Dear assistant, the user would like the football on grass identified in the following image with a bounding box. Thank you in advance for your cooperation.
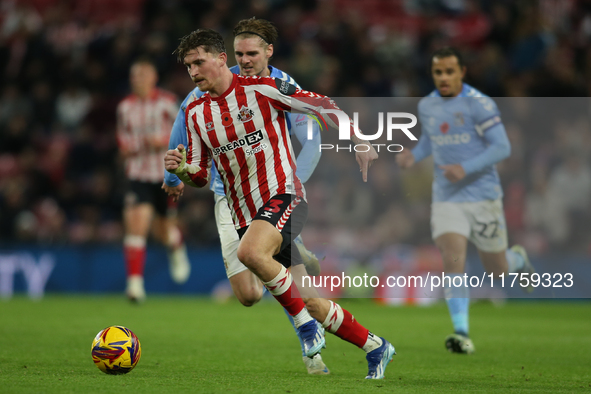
[91,325,141,374]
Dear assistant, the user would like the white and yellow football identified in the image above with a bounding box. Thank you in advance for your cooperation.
[91,325,141,374]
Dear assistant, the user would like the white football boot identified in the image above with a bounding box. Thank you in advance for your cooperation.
[168,245,191,284]
[303,353,330,375]
[126,275,146,303]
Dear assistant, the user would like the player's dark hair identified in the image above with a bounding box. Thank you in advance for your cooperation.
[233,17,278,46]
[174,29,226,62]
[431,47,465,68]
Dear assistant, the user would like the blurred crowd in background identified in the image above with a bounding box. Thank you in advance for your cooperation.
[1,0,591,257]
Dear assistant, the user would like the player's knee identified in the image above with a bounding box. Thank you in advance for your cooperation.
[235,286,263,307]
[441,252,466,271]
[236,243,262,269]
[236,244,251,267]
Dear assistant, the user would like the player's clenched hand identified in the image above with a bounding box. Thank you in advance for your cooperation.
[439,164,466,183]
[353,139,378,182]
[395,149,415,169]
[162,182,185,202]
[165,144,186,173]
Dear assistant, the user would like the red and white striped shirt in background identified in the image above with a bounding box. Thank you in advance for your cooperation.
[180,74,353,229]
[117,88,178,183]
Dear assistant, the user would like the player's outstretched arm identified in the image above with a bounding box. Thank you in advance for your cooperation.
[259,78,378,181]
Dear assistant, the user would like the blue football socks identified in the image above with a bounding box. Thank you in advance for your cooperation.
[444,273,470,336]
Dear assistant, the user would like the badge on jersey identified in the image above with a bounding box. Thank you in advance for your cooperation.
[237,105,255,123]
[275,79,297,95]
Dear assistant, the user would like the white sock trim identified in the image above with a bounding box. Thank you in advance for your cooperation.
[362,332,383,353]
[124,235,146,248]
[167,226,182,249]
[263,265,291,296]
[321,301,344,334]
[292,308,314,328]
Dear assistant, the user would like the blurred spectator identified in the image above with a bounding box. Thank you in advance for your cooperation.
[545,153,591,247]
[0,85,31,126]
[55,82,92,130]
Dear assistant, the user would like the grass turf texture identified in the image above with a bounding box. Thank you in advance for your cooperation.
[1,297,589,393]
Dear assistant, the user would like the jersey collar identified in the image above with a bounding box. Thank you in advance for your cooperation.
[210,73,238,102]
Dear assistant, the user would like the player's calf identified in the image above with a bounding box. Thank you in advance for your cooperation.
[302,297,330,319]
[229,270,264,307]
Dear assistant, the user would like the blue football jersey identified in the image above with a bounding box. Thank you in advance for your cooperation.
[414,83,507,202]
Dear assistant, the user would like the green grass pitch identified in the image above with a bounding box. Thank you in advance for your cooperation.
[1,296,590,393]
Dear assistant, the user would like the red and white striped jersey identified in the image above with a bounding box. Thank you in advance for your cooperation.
[117,88,178,183]
[182,74,351,229]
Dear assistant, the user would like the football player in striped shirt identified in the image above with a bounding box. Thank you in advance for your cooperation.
[396,47,535,354]
[116,58,191,303]
[164,18,327,375]
[164,28,395,379]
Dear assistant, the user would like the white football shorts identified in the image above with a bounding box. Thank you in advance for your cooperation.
[431,199,508,253]
[214,194,248,278]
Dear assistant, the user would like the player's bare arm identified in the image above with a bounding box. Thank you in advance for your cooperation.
[439,163,466,183]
